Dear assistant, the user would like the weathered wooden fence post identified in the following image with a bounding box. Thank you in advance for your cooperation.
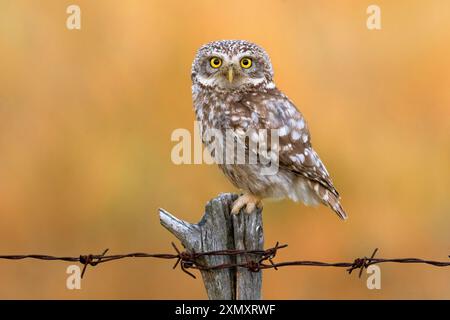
[159,193,264,300]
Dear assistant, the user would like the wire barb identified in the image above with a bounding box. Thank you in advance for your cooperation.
[347,248,379,278]
[79,249,109,278]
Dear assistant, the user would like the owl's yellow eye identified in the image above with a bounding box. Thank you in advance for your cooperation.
[210,57,222,68]
[240,57,252,69]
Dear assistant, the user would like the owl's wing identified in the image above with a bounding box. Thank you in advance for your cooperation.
[227,89,346,219]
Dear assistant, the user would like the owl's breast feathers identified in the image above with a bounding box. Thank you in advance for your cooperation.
[193,86,347,220]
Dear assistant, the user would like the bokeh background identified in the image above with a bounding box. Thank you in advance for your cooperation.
[0,0,449,299]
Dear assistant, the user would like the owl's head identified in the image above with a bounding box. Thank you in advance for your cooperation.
[191,40,274,91]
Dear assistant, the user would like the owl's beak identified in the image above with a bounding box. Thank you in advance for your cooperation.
[227,68,234,83]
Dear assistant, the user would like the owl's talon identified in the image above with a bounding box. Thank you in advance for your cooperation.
[245,202,256,214]
[231,194,262,215]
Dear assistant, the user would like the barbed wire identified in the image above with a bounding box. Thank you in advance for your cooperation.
[0,242,449,279]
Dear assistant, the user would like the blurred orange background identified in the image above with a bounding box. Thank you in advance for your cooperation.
[0,0,449,299]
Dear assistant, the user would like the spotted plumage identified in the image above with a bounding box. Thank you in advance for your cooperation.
[191,40,347,220]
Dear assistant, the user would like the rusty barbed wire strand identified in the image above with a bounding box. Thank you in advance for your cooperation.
[0,242,448,279]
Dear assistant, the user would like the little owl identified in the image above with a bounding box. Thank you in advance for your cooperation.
[191,40,347,220]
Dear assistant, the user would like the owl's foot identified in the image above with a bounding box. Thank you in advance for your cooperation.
[231,193,262,214]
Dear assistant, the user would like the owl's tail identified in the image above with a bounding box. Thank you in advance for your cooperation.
[324,192,348,220]
[296,179,348,220]
[309,181,348,220]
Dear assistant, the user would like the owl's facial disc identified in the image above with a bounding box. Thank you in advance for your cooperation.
[192,40,275,90]
[197,55,266,90]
